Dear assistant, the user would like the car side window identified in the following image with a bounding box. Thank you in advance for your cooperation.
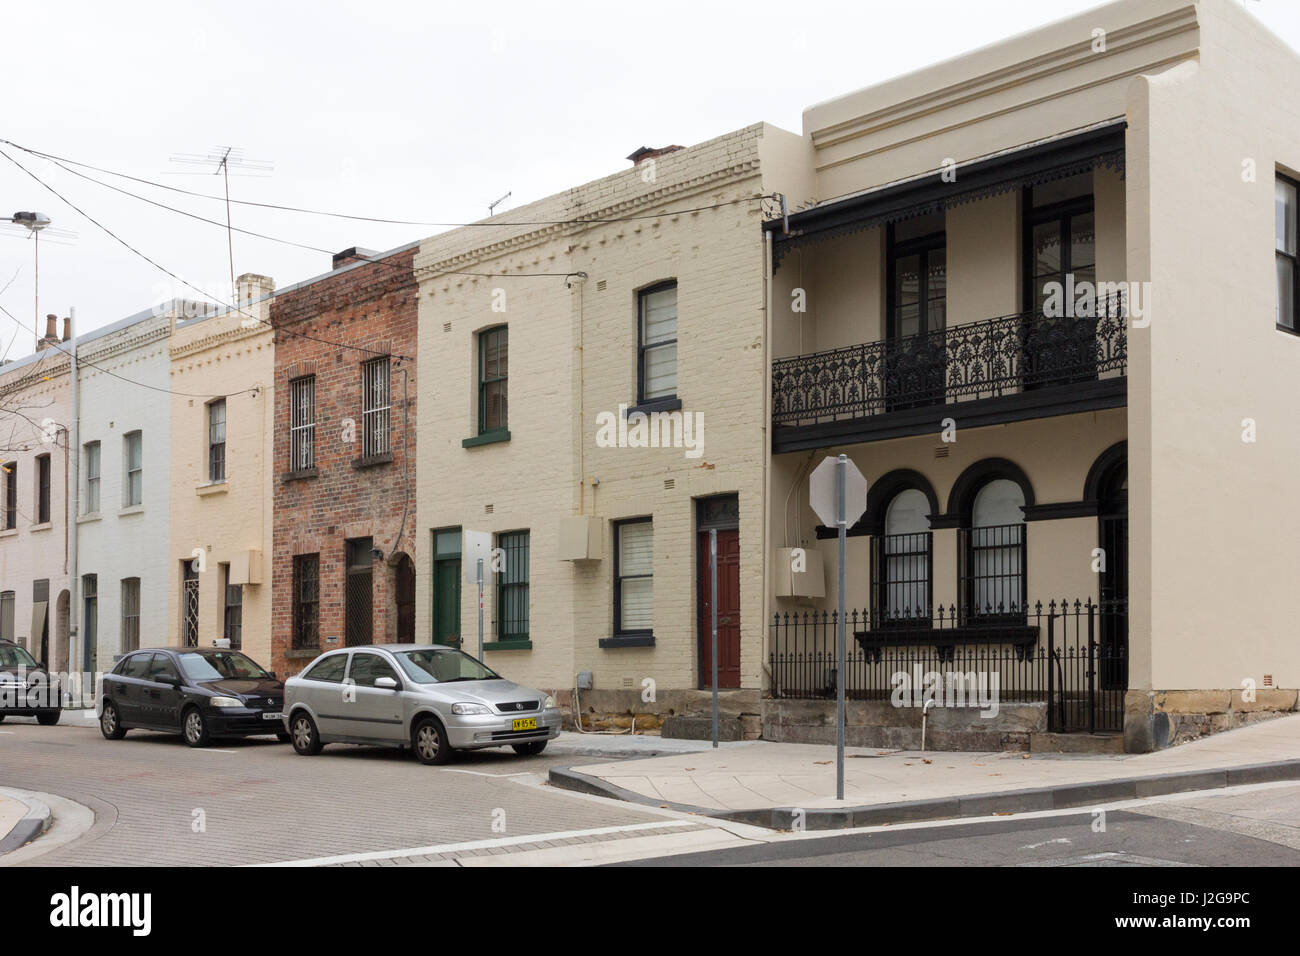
[123,653,151,679]
[303,654,347,683]
[146,653,173,682]
[348,653,399,688]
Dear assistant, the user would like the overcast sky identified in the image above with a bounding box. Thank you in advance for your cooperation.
[2,0,1297,358]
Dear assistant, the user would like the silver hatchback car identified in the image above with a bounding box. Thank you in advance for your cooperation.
[282,644,561,764]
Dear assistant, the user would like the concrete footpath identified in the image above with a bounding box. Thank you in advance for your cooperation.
[0,788,52,854]
[549,715,1300,830]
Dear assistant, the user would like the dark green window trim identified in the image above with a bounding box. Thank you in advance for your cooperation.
[496,530,529,643]
[483,640,532,651]
[462,428,511,448]
[478,325,508,435]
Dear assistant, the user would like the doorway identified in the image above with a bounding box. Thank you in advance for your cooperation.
[394,553,416,644]
[885,214,947,410]
[697,495,740,689]
[1097,458,1128,692]
[345,537,374,647]
[432,528,461,647]
[182,560,199,647]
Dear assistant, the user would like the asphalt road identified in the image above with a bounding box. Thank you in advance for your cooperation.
[0,714,676,866]
[615,783,1300,866]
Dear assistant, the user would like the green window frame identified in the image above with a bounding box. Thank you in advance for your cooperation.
[478,325,508,435]
[496,530,529,643]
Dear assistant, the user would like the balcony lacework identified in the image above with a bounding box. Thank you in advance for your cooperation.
[771,295,1127,426]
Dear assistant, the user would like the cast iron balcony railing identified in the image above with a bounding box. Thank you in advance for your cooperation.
[771,298,1127,427]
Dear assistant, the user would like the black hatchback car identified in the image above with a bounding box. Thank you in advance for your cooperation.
[0,639,61,725]
[99,647,287,747]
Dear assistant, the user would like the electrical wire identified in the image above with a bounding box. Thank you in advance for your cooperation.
[1,138,772,229]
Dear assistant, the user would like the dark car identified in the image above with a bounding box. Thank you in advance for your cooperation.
[0,639,61,725]
[99,647,287,747]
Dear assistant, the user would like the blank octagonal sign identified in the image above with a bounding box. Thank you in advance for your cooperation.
[809,456,868,529]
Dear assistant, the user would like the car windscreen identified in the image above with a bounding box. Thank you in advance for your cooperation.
[393,649,500,684]
[179,651,269,682]
[0,644,38,669]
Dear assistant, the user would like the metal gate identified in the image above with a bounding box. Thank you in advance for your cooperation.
[183,563,199,648]
[1046,599,1126,734]
[345,538,373,647]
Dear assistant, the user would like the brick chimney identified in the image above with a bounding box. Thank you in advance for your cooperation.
[626,145,684,166]
[236,273,275,308]
[332,247,379,270]
[61,316,71,342]
[36,314,58,351]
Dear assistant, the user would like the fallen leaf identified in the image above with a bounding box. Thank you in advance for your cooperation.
[1021,754,1031,760]
[814,760,832,765]
[993,811,1015,816]
[922,759,932,764]
[684,767,695,771]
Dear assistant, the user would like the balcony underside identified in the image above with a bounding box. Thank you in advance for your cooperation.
[772,376,1126,453]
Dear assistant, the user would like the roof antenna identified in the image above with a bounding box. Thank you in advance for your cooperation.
[488,191,512,218]
[168,146,274,306]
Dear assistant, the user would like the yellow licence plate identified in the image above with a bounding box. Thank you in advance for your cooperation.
[512,718,538,731]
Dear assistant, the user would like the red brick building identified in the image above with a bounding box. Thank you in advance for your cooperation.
[270,244,418,677]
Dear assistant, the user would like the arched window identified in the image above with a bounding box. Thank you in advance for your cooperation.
[879,489,931,621]
[964,478,1026,620]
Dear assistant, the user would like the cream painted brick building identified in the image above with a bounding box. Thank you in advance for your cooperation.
[414,125,811,727]
[168,276,276,666]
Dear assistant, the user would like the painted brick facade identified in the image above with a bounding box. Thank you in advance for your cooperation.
[269,247,418,678]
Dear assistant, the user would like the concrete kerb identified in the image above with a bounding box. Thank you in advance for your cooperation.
[548,758,1300,831]
[0,788,53,854]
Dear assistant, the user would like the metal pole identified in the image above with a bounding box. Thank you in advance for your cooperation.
[710,528,718,749]
[836,454,847,801]
[68,308,80,705]
[477,557,484,660]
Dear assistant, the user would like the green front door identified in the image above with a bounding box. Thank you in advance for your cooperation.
[433,559,461,647]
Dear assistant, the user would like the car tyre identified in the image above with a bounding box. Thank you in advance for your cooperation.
[36,709,61,726]
[511,740,547,756]
[290,711,323,755]
[275,731,292,743]
[100,700,127,740]
[0,714,6,723]
[182,706,211,748]
[411,716,454,765]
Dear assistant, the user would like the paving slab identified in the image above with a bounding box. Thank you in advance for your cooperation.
[550,714,1300,830]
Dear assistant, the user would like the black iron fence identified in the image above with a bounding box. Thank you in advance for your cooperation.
[771,299,1127,427]
[767,598,1127,734]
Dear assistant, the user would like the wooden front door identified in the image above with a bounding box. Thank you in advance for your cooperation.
[433,558,461,646]
[698,529,740,689]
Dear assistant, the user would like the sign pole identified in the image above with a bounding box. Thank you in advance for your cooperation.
[477,557,484,660]
[710,528,718,749]
[836,453,847,801]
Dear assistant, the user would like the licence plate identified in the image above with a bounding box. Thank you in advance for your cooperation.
[512,717,538,731]
[262,712,283,720]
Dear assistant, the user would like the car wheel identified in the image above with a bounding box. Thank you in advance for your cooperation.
[511,740,547,756]
[275,731,292,743]
[100,701,127,740]
[182,707,211,748]
[290,712,323,755]
[0,714,6,723]
[411,716,454,765]
[36,709,61,726]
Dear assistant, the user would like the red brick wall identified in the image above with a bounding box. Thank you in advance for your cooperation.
[270,247,418,677]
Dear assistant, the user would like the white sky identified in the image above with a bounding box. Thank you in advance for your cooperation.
[2,0,1297,358]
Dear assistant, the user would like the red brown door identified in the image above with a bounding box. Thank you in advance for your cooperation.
[698,529,740,689]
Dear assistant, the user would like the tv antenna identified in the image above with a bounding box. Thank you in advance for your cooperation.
[168,146,274,303]
[488,191,512,217]
[0,211,77,330]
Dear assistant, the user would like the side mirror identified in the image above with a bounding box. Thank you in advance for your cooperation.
[374,676,399,691]
[156,672,180,685]
[267,671,278,681]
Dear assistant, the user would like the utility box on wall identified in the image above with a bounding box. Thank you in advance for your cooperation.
[229,549,264,586]
[773,547,826,598]
[558,515,604,561]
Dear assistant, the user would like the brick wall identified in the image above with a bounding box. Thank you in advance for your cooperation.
[270,247,418,677]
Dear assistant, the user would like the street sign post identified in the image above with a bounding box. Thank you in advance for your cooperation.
[463,531,492,660]
[809,455,868,801]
